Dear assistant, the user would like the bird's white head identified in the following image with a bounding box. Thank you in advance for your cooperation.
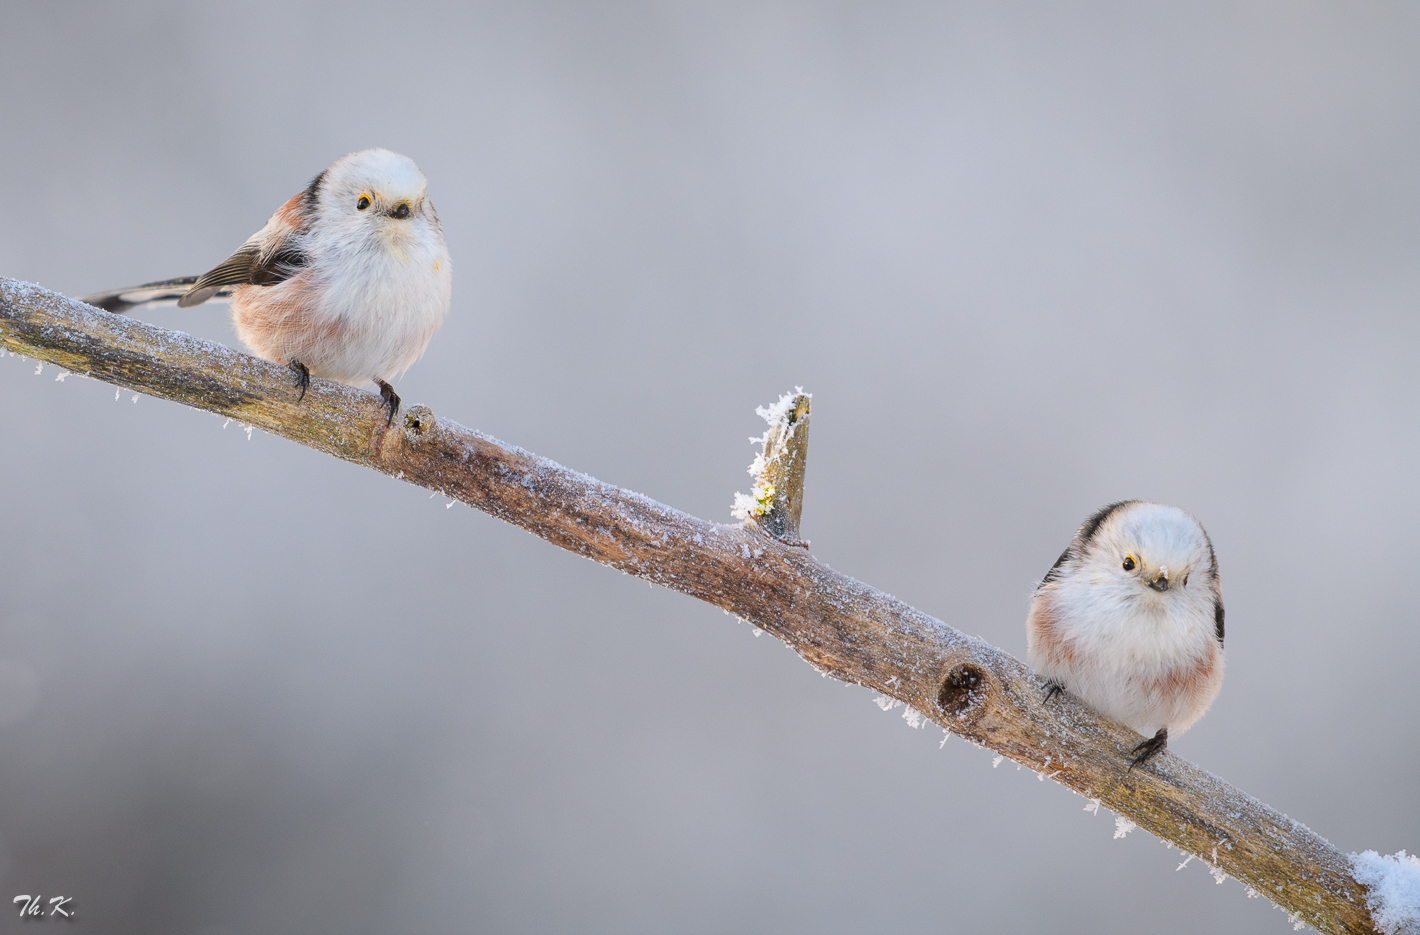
[1077,501,1216,598]
[308,148,441,250]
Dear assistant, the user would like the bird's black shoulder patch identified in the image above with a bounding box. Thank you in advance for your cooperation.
[1077,500,1135,549]
[1214,598,1225,647]
[1039,547,1072,588]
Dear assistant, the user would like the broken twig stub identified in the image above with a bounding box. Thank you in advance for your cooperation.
[731,389,811,544]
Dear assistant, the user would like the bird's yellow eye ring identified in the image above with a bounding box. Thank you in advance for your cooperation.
[1122,555,1137,571]
[357,194,371,211]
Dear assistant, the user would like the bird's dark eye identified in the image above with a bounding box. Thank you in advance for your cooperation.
[391,203,411,219]
[357,195,371,211]
[1122,555,1136,571]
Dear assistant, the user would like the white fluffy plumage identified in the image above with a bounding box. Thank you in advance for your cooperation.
[82,149,451,422]
[1027,501,1225,765]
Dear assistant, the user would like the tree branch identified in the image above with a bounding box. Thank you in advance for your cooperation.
[0,278,1387,934]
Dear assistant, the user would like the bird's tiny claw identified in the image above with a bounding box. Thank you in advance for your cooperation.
[1042,679,1066,704]
[375,379,401,427]
[1128,728,1169,771]
[289,359,311,402]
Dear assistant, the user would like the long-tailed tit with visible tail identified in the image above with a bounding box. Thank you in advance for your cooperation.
[1027,500,1225,767]
[83,148,451,424]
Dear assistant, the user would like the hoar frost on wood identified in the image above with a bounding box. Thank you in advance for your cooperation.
[0,277,1411,935]
[730,388,810,543]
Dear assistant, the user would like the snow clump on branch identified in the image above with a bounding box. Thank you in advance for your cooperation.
[1352,849,1420,935]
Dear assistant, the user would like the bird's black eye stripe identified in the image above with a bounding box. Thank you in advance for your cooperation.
[1077,500,1135,548]
[357,195,371,210]
[301,169,327,213]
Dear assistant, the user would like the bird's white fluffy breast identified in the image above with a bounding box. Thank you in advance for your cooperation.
[296,229,451,384]
[1030,582,1222,735]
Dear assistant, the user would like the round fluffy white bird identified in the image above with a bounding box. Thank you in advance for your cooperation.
[1027,500,1225,766]
[83,149,452,424]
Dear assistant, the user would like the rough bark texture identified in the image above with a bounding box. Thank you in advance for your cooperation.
[0,278,1380,934]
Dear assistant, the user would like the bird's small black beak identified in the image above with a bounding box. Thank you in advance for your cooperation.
[1150,574,1169,592]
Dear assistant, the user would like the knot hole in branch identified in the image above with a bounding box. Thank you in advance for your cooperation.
[938,663,988,718]
[403,405,435,439]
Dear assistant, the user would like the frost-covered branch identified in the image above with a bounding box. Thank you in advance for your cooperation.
[1,278,1412,935]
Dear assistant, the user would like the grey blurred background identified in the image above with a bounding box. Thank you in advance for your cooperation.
[2,2,1418,932]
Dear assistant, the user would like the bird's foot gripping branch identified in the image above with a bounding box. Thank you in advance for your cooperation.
[1,276,1413,935]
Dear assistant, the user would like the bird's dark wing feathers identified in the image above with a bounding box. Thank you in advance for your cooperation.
[174,244,262,307]
[83,236,311,314]
[249,243,310,286]
[176,238,309,308]
[1205,534,1224,646]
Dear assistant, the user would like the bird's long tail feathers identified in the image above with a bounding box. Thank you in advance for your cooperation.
[78,277,234,314]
